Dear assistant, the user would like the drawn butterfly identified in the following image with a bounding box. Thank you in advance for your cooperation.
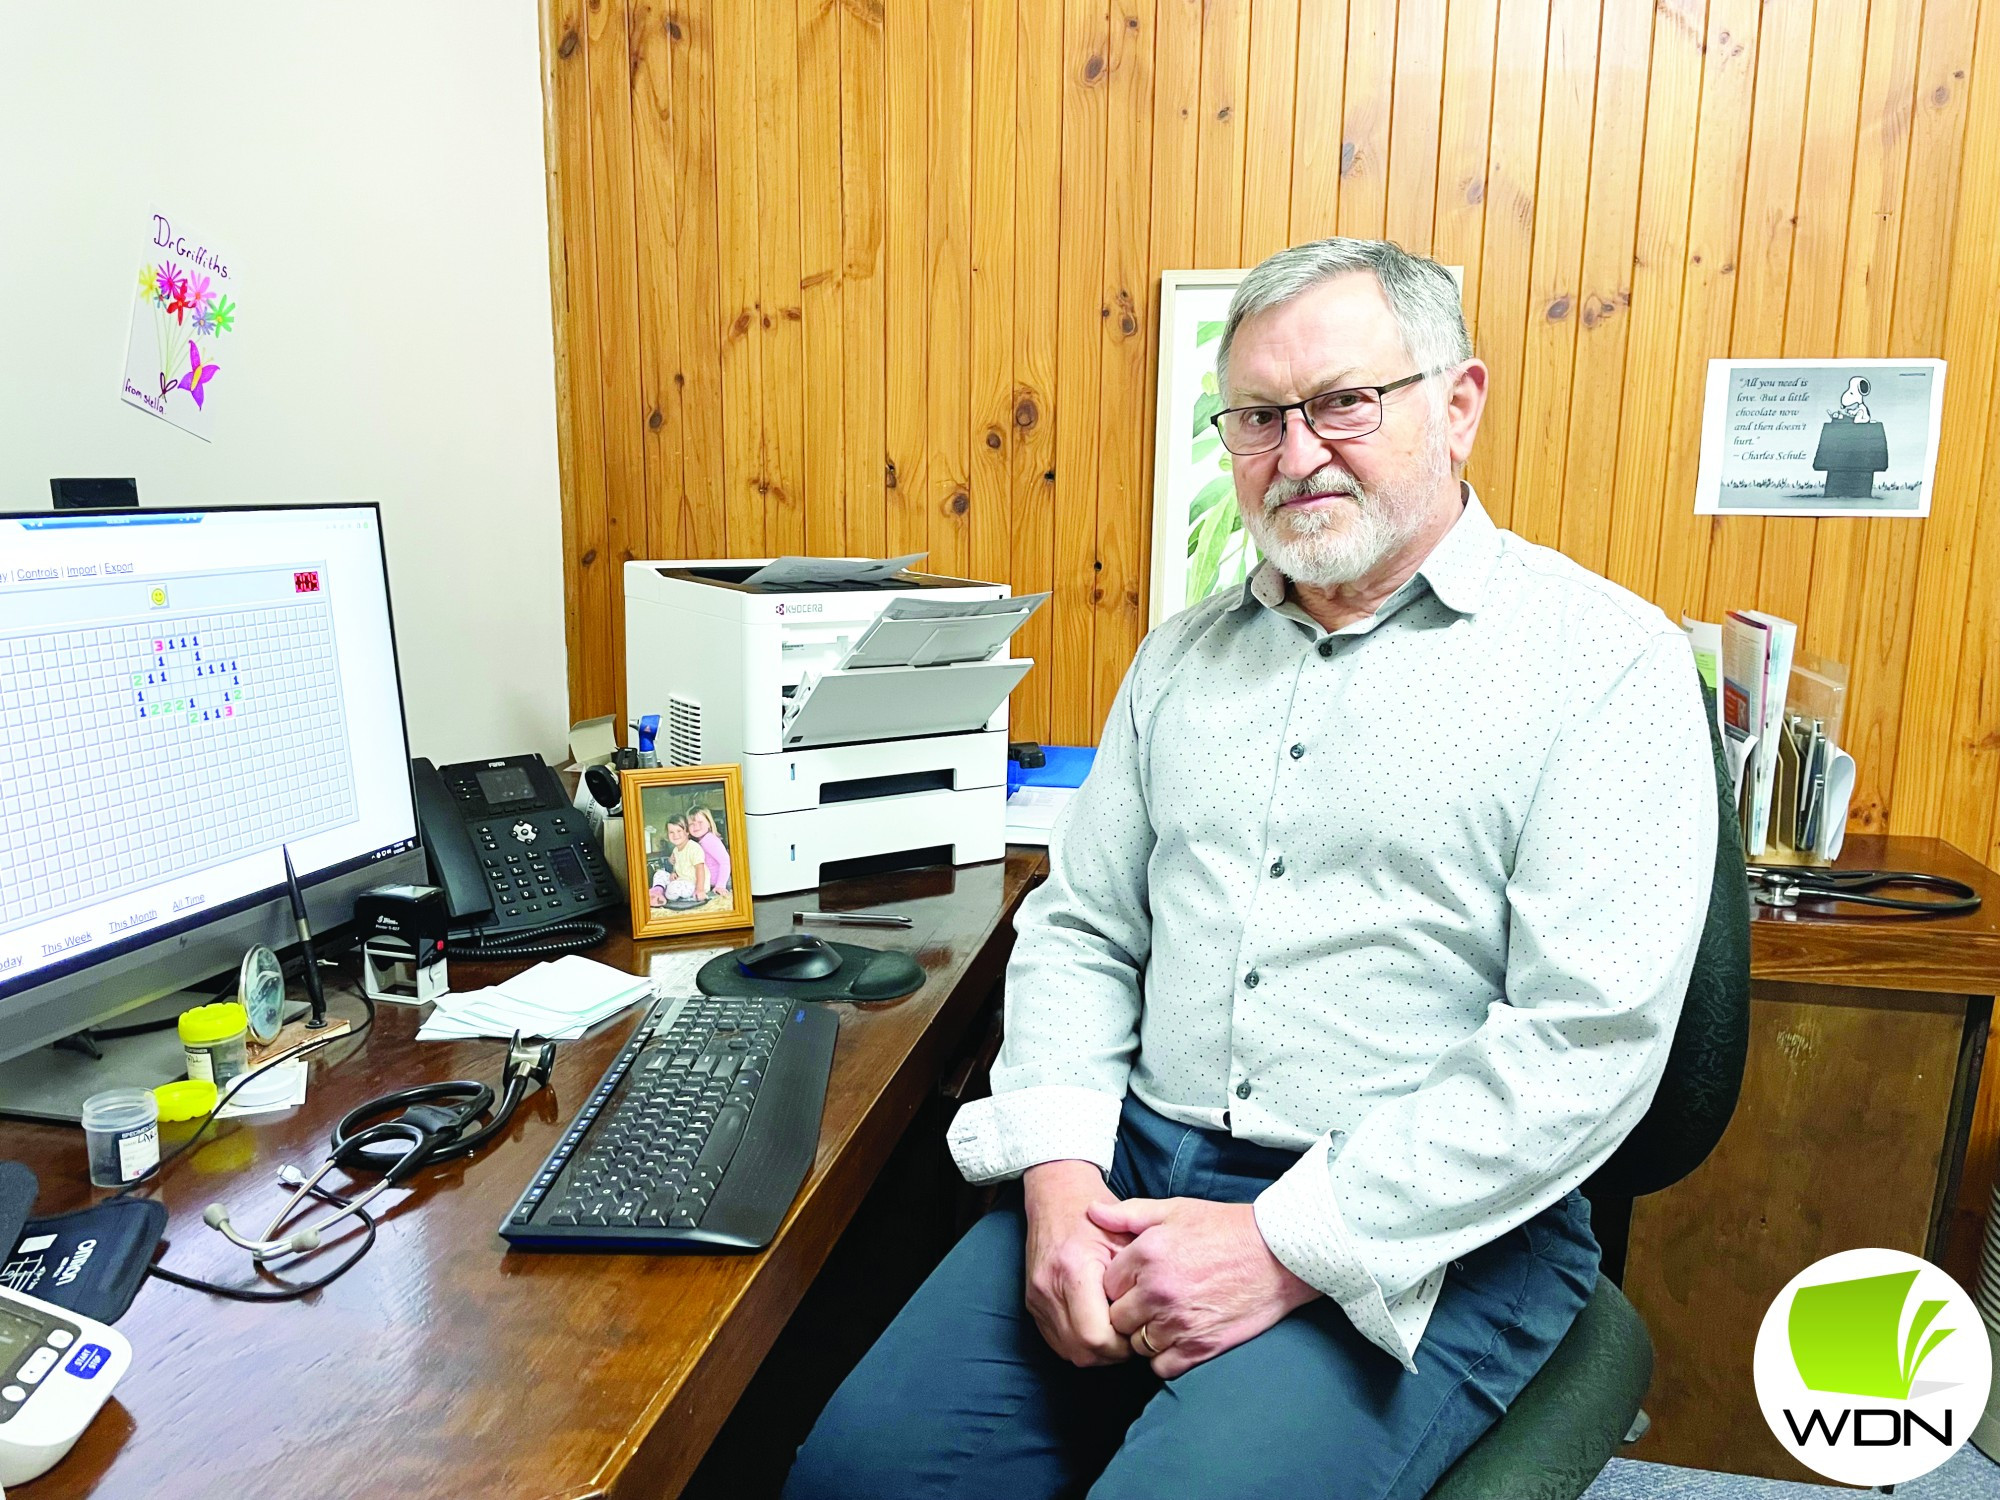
[177,341,220,409]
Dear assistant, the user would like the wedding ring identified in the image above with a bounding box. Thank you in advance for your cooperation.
[1134,1323,1162,1357]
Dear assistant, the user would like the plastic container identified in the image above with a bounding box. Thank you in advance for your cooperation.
[178,1001,250,1088]
[80,1088,160,1188]
[152,1078,219,1123]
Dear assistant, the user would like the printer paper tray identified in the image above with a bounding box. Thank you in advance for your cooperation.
[782,659,1031,750]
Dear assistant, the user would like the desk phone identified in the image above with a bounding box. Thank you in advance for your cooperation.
[0,1284,130,1487]
[412,755,622,945]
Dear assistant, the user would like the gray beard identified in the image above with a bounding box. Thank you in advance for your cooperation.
[1242,464,1439,589]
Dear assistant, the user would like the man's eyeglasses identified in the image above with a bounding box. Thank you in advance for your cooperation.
[1211,369,1446,455]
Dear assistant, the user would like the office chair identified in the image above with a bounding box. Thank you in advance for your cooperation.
[1428,702,1752,1500]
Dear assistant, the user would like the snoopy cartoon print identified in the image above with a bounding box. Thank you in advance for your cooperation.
[1831,376,1872,423]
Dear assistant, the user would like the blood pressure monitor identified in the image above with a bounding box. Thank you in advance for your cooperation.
[0,1283,130,1486]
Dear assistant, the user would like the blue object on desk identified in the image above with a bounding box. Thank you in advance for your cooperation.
[1007,745,1094,795]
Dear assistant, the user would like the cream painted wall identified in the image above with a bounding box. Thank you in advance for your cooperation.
[0,4,568,764]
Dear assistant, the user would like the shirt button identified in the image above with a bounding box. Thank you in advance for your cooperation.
[1317,639,1334,659]
[1236,1080,1252,1100]
[1243,970,1260,988]
[1289,743,1305,760]
[1269,857,1285,877]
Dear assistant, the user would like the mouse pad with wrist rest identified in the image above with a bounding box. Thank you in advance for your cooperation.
[695,940,924,1002]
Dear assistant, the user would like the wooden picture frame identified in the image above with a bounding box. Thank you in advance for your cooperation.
[621,764,755,939]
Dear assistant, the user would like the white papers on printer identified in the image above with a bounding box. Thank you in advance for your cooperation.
[744,553,928,588]
[840,591,1051,669]
[415,954,653,1041]
[779,590,1048,749]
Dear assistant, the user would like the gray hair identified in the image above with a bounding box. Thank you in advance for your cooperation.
[1214,238,1472,405]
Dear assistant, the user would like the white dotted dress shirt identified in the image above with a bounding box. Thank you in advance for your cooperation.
[948,488,1717,1370]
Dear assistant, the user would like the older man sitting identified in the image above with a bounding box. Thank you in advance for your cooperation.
[784,237,1715,1500]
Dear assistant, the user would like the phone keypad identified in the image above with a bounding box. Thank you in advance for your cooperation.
[476,812,616,925]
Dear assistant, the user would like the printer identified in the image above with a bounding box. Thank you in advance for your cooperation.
[624,558,1043,896]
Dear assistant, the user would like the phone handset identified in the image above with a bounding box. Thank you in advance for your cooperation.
[411,757,494,925]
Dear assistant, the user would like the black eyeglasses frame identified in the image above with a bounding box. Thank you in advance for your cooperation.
[1210,367,1448,455]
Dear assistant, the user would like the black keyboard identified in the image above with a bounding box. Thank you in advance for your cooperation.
[499,992,838,1251]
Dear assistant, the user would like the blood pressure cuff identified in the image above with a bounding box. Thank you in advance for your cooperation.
[2,1166,165,1325]
[0,1161,35,1258]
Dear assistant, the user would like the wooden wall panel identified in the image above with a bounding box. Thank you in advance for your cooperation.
[799,0,847,559]
[1552,0,1650,575]
[1287,0,1349,242]
[1093,0,1158,730]
[1050,0,1112,743]
[1009,0,1064,742]
[545,0,2000,857]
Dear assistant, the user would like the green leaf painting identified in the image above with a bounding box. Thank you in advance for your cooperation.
[1182,357,1252,607]
[1185,486,1244,601]
[1157,278,1257,622]
[1192,388,1224,439]
[1188,474,1234,522]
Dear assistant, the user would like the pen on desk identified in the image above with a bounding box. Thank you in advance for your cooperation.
[283,845,329,1029]
[792,910,915,929]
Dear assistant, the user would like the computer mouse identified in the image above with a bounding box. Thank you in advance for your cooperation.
[735,933,844,982]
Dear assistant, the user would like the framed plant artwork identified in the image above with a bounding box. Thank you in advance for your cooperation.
[621,764,755,939]
[1148,270,1256,628]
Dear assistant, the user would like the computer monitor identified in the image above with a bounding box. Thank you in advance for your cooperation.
[0,503,428,1119]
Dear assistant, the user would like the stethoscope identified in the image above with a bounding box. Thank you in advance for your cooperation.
[1747,866,1983,918]
[205,1034,555,1261]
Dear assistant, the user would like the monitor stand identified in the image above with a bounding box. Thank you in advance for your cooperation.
[0,993,310,1125]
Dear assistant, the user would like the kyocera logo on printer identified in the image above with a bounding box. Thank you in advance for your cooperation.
[773,602,822,615]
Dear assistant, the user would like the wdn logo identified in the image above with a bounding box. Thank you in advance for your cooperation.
[1754,1248,1991,1485]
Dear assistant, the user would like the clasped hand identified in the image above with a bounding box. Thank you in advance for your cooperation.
[1022,1161,1317,1379]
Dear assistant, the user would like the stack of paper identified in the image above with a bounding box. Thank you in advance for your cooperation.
[1004,744,1095,847]
[416,954,654,1042]
[1721,610,1797,856]
[1682,616,1723,731]
[1004,786,1074,846]
[744,553,927,588]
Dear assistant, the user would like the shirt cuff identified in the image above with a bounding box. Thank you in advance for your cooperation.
[947,1085,1125,1184]
[1253,1137,1435,1372]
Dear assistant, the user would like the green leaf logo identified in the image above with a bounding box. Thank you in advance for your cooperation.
[1787,1270,1953,1401]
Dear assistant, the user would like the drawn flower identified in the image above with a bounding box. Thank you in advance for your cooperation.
[184,272,213,315]
[193,306,217,336]
[156,261,186,305]
[177,341,219,408]
[208,295,235,335]
[138,265,158,300]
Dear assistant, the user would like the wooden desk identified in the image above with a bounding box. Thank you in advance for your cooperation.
[1,851,1045,1500]
[1624,835,1999,1483]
